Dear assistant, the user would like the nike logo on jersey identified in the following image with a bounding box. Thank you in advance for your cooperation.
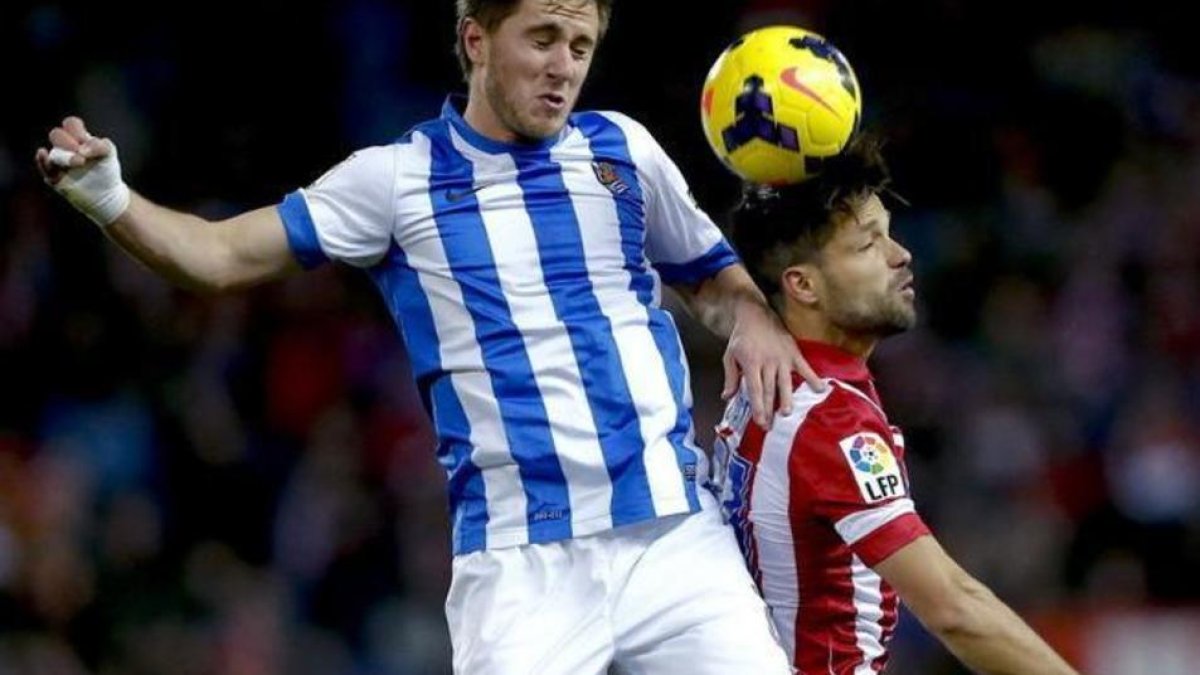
[445,183,488,202]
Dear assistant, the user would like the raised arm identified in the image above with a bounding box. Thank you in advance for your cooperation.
[876,536,1078,675]
[35,116,300,293]
[103,197,298,293]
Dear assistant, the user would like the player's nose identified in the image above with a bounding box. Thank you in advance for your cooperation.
[888,238,912,267]
[544,44,573,80]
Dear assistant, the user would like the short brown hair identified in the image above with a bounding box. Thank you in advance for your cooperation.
[454,0,614,80]
[730,135,895,303]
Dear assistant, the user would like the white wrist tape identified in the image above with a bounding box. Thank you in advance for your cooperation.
[48,143,131,227]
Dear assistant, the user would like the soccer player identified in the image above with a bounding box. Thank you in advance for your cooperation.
[716,136,1079,674]
[36,0,806,672]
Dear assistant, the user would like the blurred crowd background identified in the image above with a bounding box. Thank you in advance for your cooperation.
[3,0,1199,673]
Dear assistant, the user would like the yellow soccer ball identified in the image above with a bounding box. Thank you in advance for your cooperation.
[700,25,862,185]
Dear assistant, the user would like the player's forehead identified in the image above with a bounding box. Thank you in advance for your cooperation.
[831,192,889,235]
[506,0,599,37]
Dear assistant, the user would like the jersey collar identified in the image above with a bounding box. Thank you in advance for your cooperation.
[441,94,571,154]
[796,339,873,385]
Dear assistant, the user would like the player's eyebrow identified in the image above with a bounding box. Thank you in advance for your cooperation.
[855,206,891,233]
[525,21,596,48]
[526,22,561,37]
[855,216,882,232]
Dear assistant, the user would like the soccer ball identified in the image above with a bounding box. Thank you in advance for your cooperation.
[700,25,862,185]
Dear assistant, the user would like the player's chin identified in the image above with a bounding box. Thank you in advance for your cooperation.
[522,114,568,139]
[877,300,917,335]
[893,306,918,332]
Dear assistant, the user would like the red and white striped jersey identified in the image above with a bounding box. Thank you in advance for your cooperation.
[714,339,930,674]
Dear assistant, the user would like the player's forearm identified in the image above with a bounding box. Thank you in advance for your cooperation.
[683,264,772,338]
[105,192,252,293]
[42,119,301,294]
[930,578,1078,675]
[105,192,230,292]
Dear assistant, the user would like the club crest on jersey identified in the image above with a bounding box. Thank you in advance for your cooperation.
[839,432,906,503]
[592,161,630,195]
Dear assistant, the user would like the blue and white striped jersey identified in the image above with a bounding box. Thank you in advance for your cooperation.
[278,96,739,554]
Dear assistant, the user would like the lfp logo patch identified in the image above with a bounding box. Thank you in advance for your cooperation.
[839,432,906,504]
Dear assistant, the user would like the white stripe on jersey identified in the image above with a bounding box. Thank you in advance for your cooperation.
[832,379,888,419]
[602,113,665,308]
[602,112,725,271]
[834,498,917,546]
[749,383,836,662]
[448,127,613,535]
[668,313,705,462]
[552,133,690,514]
[849,555,886,673]
[405,131,529,547]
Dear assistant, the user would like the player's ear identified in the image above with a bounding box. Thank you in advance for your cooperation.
[781,264,820,307]
[462,18,488,69]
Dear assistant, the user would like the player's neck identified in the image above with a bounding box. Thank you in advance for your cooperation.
[463,82,519,144]
[783,307,877,359]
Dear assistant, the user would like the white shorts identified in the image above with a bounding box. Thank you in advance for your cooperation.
[445,491,792,674]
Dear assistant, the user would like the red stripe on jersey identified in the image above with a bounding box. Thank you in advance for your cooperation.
[791,511,868,672]
[737,418,767,464]
[853,514,930,567]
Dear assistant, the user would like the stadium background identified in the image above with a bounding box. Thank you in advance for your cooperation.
[2,0,1199,672]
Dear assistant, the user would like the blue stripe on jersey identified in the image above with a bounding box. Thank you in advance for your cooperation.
[278,190,330,270]
[575,112,700,512]
[655,240,741,286]
[424,122,574,544]
[368,241,489,554]
[512,151,655,528]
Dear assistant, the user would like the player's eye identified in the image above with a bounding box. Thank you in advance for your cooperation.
[858,231,882,252]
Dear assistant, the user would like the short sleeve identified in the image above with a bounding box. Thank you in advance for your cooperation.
[794,386,931,566]
[606,113,739,285]
[277,145,397,269]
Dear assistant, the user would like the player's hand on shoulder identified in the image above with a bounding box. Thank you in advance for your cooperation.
[724,301,821,427]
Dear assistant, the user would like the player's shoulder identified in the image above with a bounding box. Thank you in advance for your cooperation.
[336,139,411,169]
[789,379,890,451]
[574,110,662,151]
[788,381,906,500]
[574,108,642,128]
[306,136,431,200]
[821,379,886,417]
[305,142,388,191]
[389,117,458,156]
